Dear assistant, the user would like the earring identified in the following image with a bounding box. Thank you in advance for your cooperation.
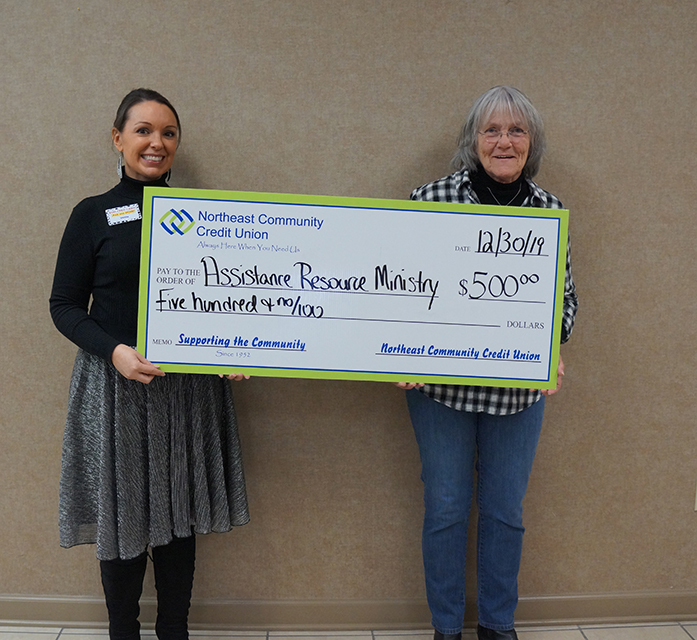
[164,169,171,182]
[117,154,123,178]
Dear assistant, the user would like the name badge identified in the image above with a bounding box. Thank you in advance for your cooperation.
[106,203,141,226]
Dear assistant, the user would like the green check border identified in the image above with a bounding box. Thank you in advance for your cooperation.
[138,187,568,388]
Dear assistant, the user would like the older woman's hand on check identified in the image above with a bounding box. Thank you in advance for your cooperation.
[539,354,564,396]
[394,382,425,390]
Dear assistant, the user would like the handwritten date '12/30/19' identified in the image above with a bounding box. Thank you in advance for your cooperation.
[458,272,540,300]
[477,228,544,257]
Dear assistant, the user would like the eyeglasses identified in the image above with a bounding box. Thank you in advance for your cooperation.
[478,127,529,142]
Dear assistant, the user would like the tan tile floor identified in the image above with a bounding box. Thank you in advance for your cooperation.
[1,624,697,640]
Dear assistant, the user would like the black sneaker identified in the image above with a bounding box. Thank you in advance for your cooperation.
[476,625,518,640]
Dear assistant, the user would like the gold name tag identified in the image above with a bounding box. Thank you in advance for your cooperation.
[105,203,141,226]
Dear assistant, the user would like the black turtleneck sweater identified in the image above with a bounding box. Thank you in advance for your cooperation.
[469,167,529,207]
[50,174,168,361]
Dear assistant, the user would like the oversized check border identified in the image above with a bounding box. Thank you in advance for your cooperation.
[138,187,568,388]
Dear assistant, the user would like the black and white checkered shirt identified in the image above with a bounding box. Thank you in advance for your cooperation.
[411,169,578,415]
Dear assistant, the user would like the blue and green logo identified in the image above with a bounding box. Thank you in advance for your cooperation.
[160,209,194,235]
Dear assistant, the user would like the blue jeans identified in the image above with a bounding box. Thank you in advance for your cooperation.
[406,389,544,633]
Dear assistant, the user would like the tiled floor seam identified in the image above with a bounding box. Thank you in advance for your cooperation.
[681,623,697,640]
[0,626,697,640]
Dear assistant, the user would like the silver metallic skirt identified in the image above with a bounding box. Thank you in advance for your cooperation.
[59,349,249,560]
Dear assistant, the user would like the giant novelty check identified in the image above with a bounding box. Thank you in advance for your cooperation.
[137,188,568,388]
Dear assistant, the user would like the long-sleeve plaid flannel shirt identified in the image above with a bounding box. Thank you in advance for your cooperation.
[410,169,578,415]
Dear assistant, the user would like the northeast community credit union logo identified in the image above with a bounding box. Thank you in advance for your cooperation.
[159,209,194,236]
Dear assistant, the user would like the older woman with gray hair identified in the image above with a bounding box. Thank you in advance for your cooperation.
[400,86,577,640]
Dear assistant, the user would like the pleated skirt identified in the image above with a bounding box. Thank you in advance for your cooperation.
[59,349,250,560]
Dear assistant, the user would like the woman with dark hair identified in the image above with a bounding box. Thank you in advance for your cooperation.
[400,86,577,640]
[50,88,249,640]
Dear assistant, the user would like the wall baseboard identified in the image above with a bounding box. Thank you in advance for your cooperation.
[1,591,696,630]
[514,591,697,626]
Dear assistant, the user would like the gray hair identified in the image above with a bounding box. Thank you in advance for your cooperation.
[452,86,546,178]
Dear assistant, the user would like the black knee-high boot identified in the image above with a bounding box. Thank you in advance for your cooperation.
[100,552,148,640]
[152,535,196,640]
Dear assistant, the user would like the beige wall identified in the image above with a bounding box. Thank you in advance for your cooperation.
[1,0,696,627]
